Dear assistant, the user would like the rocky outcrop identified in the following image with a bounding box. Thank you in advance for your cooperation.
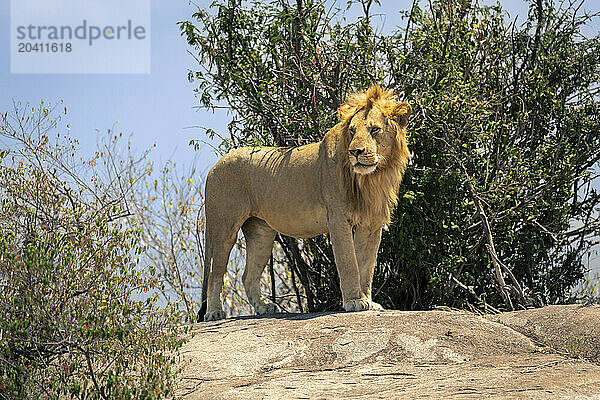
[177,305,600,399]
[492,305,600,363]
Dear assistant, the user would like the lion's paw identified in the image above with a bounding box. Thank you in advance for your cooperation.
[343,298,371,312]
[254,302,279,315]
[204,310,226,322]
[343,299,384,312]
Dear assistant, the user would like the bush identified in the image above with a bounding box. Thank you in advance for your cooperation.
[0,103,186,399]
[180,0,600,312]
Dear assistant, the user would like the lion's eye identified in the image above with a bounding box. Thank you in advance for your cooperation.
[349,127,356,136]
[370,127,381,137]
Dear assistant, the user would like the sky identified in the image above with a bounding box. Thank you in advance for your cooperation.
[1,0,221,174]
[1,0,599,278]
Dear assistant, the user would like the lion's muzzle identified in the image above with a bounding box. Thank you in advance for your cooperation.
[349,150,378,174]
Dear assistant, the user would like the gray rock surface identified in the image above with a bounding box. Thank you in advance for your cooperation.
[177,306,600,399]
[492,305,600,363]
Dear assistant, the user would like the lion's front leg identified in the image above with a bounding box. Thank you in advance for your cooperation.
[327,213,371,312]
[354,223,384,310]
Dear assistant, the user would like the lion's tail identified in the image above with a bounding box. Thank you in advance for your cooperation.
[198,219,212,322]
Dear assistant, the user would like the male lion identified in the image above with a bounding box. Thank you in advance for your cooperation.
[199,84,411,322]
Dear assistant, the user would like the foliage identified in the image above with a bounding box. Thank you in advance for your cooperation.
[130,160,205,321]
[180,0,600,311]
[378,0,600,309]
[0,103,186,399]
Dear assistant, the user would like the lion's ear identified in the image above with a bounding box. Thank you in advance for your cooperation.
[338,92,366,121]
[338,103,356,122]
[391,102,412,128]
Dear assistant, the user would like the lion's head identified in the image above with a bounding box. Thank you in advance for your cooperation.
[337,84,412,224]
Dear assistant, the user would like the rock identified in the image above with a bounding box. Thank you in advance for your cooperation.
[491,304,600,363]
[177,306,600,399]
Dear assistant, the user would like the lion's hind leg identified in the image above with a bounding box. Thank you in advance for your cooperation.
[204,215,246,322]
[241,217,278,316]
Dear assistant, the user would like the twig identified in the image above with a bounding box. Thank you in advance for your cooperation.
[277,235,311,312]
[449,273,501,314]
[458,161,524,310]
[84,347,108,400]
[520,360,560,374]
[269,253,276,305]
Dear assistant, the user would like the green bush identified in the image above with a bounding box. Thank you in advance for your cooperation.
[180,0,600,312]
[0,104,186,399]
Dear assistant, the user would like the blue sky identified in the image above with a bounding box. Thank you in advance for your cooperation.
[10,0,151,73]
[1,0,221,174]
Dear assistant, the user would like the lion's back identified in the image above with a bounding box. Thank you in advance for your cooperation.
[204,143,334,237]
[206,143,325,193]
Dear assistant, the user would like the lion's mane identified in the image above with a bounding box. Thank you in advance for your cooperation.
[336,85,411,225]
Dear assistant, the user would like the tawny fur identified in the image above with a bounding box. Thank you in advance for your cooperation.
[199,84,412,322]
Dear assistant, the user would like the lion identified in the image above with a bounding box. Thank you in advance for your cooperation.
[198,84,411,322]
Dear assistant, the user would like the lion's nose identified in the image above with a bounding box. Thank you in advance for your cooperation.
[349,148,365,158]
